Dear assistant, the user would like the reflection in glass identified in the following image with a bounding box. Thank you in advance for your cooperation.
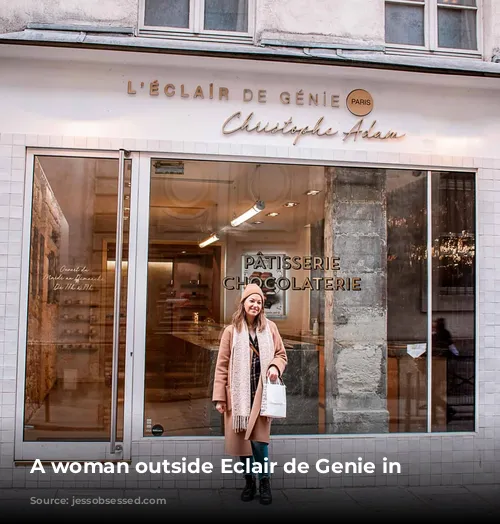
[204,0,248,32]
[143,162,326,436]
[144,0,190,28]
[385,3,425,46]
[431,172,475,432]
[438,0,476,7]
[24,156,130,441]
[387,171,428,432]
[438,7,477,49]
[142,163,476,437]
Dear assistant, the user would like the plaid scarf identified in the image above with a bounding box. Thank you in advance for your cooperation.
[250,334,260,405]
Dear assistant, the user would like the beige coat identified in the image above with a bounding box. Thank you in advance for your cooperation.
[212,320,287,456]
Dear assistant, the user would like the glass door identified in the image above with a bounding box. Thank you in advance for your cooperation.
[132,154,226,440]
[15,150,138,460]
[131,154,327,439]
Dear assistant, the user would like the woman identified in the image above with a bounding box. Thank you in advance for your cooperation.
[212,283,287,505]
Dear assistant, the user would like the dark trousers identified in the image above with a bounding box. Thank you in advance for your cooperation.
[240,441,269,480]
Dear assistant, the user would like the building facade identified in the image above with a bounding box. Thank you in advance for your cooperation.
[0,0,499,489]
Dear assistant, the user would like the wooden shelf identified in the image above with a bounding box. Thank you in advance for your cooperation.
[61,302,100,307]
[58,346,100,353]
[177,305,210,309]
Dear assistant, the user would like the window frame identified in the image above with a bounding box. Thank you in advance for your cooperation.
[385,0,483,58]
[139,0,255,43]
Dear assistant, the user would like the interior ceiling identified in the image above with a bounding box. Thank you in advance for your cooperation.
[148,161,328,234]
[38,156,422,238]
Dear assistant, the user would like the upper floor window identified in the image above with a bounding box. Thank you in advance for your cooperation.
[385,0,480,53]
[141,0,253,40]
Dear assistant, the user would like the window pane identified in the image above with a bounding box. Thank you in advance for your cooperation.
[204,0,248,32]
[438,0,476,6]
[438,7,477,49]
[143,161,326,436]
[24,157,131,442]
[144,0,190,28]
[387,170,428,433]
[431,173,475,432]
[385,4,425,46]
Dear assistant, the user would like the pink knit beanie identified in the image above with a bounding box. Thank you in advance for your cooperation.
[240,283,265,303]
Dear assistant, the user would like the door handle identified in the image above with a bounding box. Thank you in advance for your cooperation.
[109,149,128,456]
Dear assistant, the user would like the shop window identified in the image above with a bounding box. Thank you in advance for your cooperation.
[140,162,475,437]
[140,0,253,40]
[385,0,479,54]
[431,172,475,432]
[436,174,475,296]
[420,172,475,312]
[387,170,475,433]
[24,156,131,442]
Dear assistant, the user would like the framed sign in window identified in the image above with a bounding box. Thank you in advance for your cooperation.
[242,252,287,319]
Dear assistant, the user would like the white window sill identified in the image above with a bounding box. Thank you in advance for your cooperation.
[138,29,254,46]
[385,45,483,61]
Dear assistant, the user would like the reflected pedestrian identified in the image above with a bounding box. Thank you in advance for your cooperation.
[433,317,459,420]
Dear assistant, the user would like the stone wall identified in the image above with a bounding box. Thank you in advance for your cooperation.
[324,167,388,434]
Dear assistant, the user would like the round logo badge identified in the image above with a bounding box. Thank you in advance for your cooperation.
[346,89,374,117]
[151,424,164,436]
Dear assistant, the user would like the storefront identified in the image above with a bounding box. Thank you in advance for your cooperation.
[0,43,497,488]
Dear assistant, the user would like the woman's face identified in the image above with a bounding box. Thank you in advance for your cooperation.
[244,294,263,321]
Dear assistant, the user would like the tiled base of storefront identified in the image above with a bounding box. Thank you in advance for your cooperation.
[1,435,499,489]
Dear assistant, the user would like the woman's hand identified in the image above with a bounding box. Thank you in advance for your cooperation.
[267,365,279,382]
[215,402,226,414]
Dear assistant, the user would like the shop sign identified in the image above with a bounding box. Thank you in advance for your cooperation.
[346,89,374,117]
[223,254,362,292]
[126,81,405,145]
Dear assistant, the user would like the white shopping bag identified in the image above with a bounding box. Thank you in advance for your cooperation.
[261,377,287,419]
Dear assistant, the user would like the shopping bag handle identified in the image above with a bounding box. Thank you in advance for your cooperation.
[265,376,285,386]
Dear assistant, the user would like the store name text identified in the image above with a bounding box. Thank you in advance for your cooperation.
[223,255,362,291]
[223,112,404,145]
[127,80,406,145]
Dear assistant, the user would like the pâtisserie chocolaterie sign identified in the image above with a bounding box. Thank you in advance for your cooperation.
[126,80,405,145]
[223,254,362,292]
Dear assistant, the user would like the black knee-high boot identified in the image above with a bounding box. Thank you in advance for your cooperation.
[259,477,272,505]
[241,475,256,501]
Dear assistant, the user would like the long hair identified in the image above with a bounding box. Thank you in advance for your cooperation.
[231,297,267,332]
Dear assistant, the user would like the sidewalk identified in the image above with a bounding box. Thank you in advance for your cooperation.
[1,484,500,519]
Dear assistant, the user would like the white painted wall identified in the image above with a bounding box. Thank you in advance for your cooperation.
[1,1,498,61]
[257,0,384,45]
[1,1,499,62]
[0,48,499,160]
[485,0,500,57]
[0,0,138,33]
